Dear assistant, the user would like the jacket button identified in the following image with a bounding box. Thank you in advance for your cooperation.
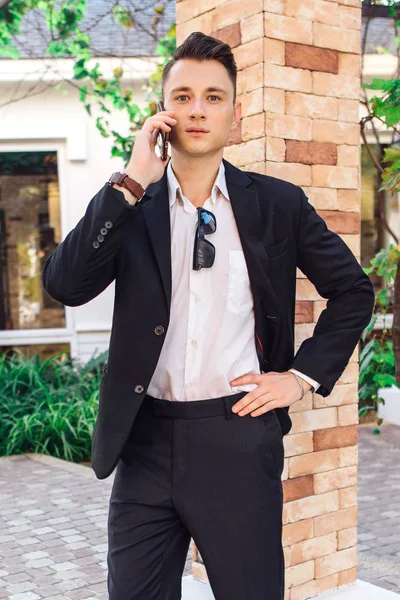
[134,384,144,394]
[97,234,104,242]
[92,240,100,249]
[105,221,113,229]
[154,325,165,335]
[100,227,108,235]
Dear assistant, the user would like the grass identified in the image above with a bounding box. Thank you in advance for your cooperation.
[0,349,107,463]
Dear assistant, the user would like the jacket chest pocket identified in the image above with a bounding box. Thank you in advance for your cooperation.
[227,250,253,319]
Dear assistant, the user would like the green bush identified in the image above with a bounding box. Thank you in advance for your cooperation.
[0,349,107,462]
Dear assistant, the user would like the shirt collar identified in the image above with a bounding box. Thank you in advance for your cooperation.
[167,159,229,207]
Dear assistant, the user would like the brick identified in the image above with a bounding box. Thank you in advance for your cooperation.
[314,425,358,451]
[176,0,220,22]
[263,0,285,14]
[338,98,359,122]
[338,403,359,426]
[296,278,323,301]
[337,189,359,211]
[315,546,357,578]
[290,574,340,600]
[264,37,285,65]
[266,162,311,186]
[266,113,312,140]
[284,490,339,523]
[289,408,338,434]
[242,112,264,141]
[227,101,242,146]
[286,560,315,588]
[285,43,339,73]
[339,445,358,468]
[290,391,313,413]
[289,449,340,478]
[314,465,358,494]
[286,141,337,165]
[240,13,263,43]
[233,38,263,70]
[338,526,357,550]
[313,23,361,54]
[223,137,264,166]
[244,161,265,174]
[241,62,263,92]
[285,0,314,19]
[237,88,263,117]
[338,362,359,384]
[312,165,358,189]
[264,87,286,113]
[177,13,213,44]
[283,475,314,503]
[212,0,263,30]
[339,486,357,508]
[313,300,328,321]
[302,187,337,209]
[337,145,360,167]
[295,300,314,323]
[291,532,337,565]
[211,22,241,48]
[338,52,361,76]
[266,137,286,162]
[339,5,361,30]
[320,209,360,233]
[313,120,360,144]
[314,383,358,408]
[338,566,357,587]
[264,13,313,44]
[265,64,312,93]
[313,72,360,100]
[314,506,357,536]
[286,92,338,120]
[284,432,314,457]
[283,518,314,547]
[314,0,340,26]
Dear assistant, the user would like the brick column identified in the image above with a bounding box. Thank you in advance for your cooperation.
[176,1,362,597]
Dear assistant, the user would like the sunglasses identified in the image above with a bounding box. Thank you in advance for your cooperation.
[193,207,217,270]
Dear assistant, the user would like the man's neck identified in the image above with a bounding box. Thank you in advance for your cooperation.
[170,151,223,208]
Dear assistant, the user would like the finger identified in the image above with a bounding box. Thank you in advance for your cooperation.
[237,395,269,416]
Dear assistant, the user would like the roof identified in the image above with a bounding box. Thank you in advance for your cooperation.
[2,0,176,59]
[362,16,398,55]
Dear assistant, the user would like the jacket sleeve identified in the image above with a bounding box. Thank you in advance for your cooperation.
[289,186,375,397]
[42,183,141,307]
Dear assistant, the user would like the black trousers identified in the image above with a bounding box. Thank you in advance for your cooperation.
[107,391,285,600]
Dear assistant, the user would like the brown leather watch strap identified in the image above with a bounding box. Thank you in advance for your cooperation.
[108,172,146,201]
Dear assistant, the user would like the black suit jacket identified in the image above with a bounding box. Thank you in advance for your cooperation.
[42,158,375,480]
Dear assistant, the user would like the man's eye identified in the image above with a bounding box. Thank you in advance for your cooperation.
[209,96,221,101]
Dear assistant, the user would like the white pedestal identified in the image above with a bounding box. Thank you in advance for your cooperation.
[377,385,400,426]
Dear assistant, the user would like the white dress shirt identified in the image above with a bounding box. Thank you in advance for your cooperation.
[147,159,320,402]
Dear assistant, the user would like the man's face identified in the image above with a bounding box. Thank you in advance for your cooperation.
[163,58,238,157]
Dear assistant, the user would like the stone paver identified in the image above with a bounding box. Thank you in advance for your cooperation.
[0,421,398,598]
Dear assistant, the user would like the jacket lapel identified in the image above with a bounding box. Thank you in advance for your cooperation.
[141,157,280,320]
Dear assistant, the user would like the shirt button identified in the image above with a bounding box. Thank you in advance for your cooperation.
[92,240,100,249]
[191,339,197,347]
[194,296,200,303]
[134,384,144,394]
[154,325,165,335]
[105,221,113,229]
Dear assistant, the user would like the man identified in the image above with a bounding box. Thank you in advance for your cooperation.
[43,31,375,600]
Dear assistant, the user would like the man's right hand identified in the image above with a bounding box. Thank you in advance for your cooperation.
[119,109,177,200]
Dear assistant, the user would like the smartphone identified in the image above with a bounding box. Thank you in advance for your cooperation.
[157,100,170,161]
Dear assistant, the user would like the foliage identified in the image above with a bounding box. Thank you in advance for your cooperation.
[0,349,108,462]
[0,0,176,164]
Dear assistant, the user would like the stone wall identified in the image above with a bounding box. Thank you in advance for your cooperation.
[176,1,362,598]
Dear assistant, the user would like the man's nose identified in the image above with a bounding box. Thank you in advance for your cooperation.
[189,100,206,118]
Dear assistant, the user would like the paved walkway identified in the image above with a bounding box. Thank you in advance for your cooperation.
[0,420,398,599]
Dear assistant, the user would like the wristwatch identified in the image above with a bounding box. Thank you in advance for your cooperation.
[108,172,146,202]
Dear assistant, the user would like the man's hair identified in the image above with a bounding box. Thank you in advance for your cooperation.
[162,31,237,104]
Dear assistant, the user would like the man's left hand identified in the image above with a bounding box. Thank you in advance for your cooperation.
[230,371,312,417]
